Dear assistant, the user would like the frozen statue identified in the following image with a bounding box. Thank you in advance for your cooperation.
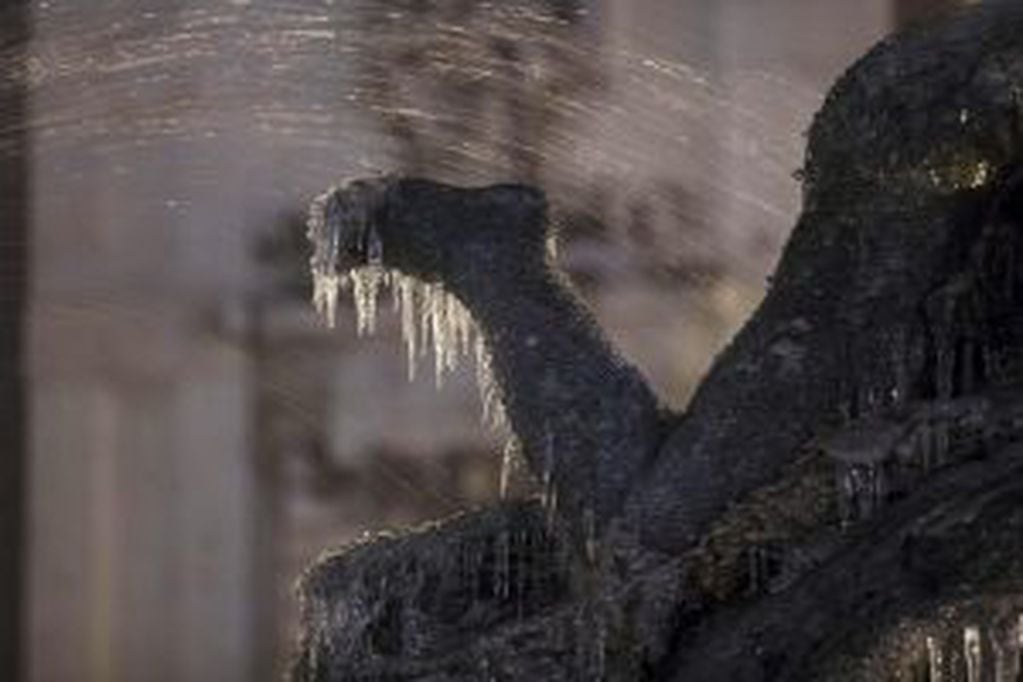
[293,3,1023,680]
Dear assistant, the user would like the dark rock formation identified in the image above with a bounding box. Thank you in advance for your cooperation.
[293,2,1023,679]
[310,178,667,537]
[629,0,1023,554]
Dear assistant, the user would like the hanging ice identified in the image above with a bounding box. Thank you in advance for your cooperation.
[350,267,386,336]
[499,439,517,499]
[305,187,509,438]
[475,335,508,433]
[395,273,418,381]
[539,427,559,528]
[306,188,343,328]
[964,625,982,682]
[926,636,943,682]
[312,273,341,329]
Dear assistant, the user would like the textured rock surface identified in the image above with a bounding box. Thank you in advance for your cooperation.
[293,3,1023,679]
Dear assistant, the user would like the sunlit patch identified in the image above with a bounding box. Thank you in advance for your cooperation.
[922,156,994,192]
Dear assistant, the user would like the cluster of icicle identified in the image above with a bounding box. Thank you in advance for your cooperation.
[306,186,511,466]
[916,615,1023,682]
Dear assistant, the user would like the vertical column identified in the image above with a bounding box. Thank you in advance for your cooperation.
[24,1,259,679]
[26,384,119,681]
[174,374,254,682]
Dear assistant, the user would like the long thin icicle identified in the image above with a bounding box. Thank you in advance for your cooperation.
[306,189,342,328]
[306,190,511,466]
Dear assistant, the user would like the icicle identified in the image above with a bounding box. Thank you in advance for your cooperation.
[546,486,559,530]
[540,429,555,509]
[307,189,343,328]
[396,274,417,381]
[307,183,505,429]
[428,283,447,387]
[350,266,386,336]
[540,429,559,529]
[475,335,507,432]
[499,439,516,499]
[992,619,1012,682]
[927,636,944,682]
[546,233,559,262]
[964,626,982,682]
[449,292,474,362]
[440,291,468,375]
[312,273,341,328]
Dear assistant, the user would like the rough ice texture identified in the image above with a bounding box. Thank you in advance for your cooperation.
[294,3,1023,680]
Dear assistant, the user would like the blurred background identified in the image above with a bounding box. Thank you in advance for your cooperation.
[0,0,970,679]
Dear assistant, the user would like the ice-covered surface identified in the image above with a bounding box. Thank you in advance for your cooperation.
[307,180,511,439]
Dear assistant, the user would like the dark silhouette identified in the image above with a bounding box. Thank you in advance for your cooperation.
[293,3,1023,679]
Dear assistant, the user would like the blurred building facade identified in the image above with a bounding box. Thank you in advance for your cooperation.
[16,0,962,680]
